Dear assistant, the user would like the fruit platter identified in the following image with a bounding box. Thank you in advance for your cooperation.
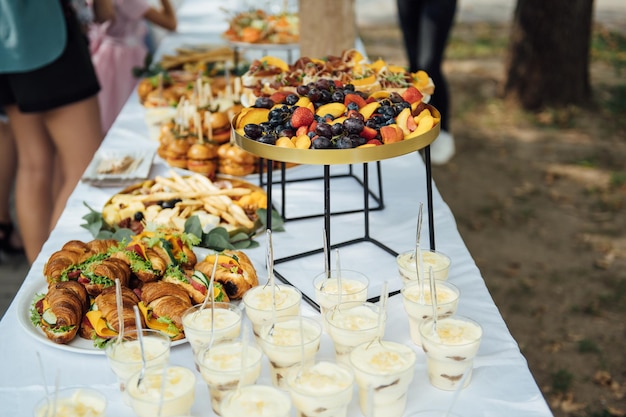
[222,8,299,45]
[232,52,441,165]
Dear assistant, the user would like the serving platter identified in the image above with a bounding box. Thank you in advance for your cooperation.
[81,149,156,187]
[17,281,187,355]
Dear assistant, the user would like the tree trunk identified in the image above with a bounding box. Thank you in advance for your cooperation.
[299,0,357,58]
[503,0,594,110]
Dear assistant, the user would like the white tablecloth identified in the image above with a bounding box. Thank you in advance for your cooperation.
[0,1,553,416]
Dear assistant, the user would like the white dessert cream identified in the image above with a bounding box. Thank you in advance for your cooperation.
[35,389,106,417]
[325,303,384,365]
[396,250,451,283]
[220,385,291,417]
[127,366,196,417]
[258,317,322,389]
[288,361,354,417]
[313,271,369,314]
[401,281,460,346]
[242,284,301,333]
[350,341,417,417]
[197,341,263,415]
[419,316,483,391]
[106,335,171,385]
[182,304,242,356]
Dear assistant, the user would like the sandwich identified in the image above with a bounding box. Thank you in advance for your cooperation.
[136,281,193,340]
[217,142,258,177]
[186,142,218,177]
[31,281,89,344]
[194,250,258,300]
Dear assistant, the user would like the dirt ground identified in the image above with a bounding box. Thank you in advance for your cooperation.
[359,22,626,417]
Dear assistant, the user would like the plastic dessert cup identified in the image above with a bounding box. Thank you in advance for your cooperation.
[396,249,451,283]
[242,283,302,337]
[287,360,354,417]
[197,340,263,416]
[220,384,291,417]
[105,329,171,393]
[419,315,483,391]
[34,387,107,417]
[350,340,417,417]
[325,301,385,365]
[313,269,369,316]
[126,365,196,417]
[258,315,322,389]
[405,411,463,417]
[182,302,242,360]
[401,280,460,346]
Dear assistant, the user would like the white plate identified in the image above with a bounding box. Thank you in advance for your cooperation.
[17,281,187,355]
[81,149,155,187]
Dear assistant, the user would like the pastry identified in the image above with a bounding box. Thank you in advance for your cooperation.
[32,281,89,344]
[137,281,193,340]
[80,286,143,341]
[195,250,258,300]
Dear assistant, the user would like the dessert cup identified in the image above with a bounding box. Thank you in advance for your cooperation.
[242,283,302,337]
[419,315,483,391]
[401,280,460,346]
[33,387,106,417]
[220,384,291,417]
[197,340,263,416]
[257,315,322,389]
[325,301,385,365]
[182,302,242,360]
[350,340,417,417]
[126,365,196,417]
[396,249,451,284]
[287,360,354,417]
[313,269,369,316]
[105,329,171,395]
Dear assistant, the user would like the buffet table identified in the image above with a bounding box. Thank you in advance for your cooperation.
[0,1,554,416]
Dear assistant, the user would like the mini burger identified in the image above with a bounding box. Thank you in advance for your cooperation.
[204,111,231,144]
[186,142,218,177]
[163,138,191,169]
[217,142,258,177]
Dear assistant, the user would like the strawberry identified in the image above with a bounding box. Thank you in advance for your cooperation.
[291,107,315,129]
[344,93,367,109]
[366,139,383,146]
[401,86,423,104]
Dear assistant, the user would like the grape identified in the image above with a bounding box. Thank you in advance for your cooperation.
[343,117,365,134]
[296,85,309,96]
[307,87,321,102]
[311,136,332,149]
[316,78,332,91]
[389,92,404,103]
[243,123,263,139]
[258,134,277,145]
[320,89,332,103]
[335,136,354,149]
[254,97,274,109]
[349,134,367,147]
[315,122,333,138]
[331,90,345,103]
[344,84,356,92]
[331,123,344,136]
[285,94,299,105]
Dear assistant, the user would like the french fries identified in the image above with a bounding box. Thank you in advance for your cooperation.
[102,171,265,232]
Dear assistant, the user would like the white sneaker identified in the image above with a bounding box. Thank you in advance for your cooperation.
[430,130,455,165]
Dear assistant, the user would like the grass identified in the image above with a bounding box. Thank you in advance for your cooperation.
[551,369,575,394]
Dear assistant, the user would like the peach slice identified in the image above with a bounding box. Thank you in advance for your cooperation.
[316,102,346,118]
[236,108,270,130]
[380,124,404,144]
[258,56,289,72]
[359,101,381,120]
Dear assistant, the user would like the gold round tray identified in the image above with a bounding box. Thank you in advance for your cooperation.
[232,105,441,165]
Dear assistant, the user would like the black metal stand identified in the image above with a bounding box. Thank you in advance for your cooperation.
[256,159,384,222]
[262,148,436,311]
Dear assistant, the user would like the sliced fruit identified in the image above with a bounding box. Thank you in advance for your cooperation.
[316,102,346,118]
[258,55,289,72]
[359,101,381,120]
[236,108,270,130]
[276,136,296,148]
[291,107,315,128]
[380,124,404,144]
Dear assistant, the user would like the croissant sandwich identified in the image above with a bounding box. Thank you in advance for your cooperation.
[78,256,131,296]
[31,281,89,344]
[80,286,143,343]
[136,281,193,340]
[162,265,229,304]
[195,250,258,300]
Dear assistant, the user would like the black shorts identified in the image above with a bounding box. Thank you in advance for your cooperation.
[0,3,100,113]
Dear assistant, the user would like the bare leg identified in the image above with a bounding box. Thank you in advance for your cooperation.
[44,95,103,230]
[0,119,16,223]
[5,105,56,262]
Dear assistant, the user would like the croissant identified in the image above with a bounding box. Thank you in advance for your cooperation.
[79,239,120,264]
[162,266,230,304]
[36,281,89,344]
[61,240,91,256]
[80,257,131,296]
[43,250,82,284]
[80,286,143,340]
[195,250,258,300]
[139,281,192,340]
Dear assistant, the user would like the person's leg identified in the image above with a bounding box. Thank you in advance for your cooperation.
[44,95,103,230]
[419,0,457,131]
[396,0,424,72]
[0,118,23,253]
[5,105,56,262]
